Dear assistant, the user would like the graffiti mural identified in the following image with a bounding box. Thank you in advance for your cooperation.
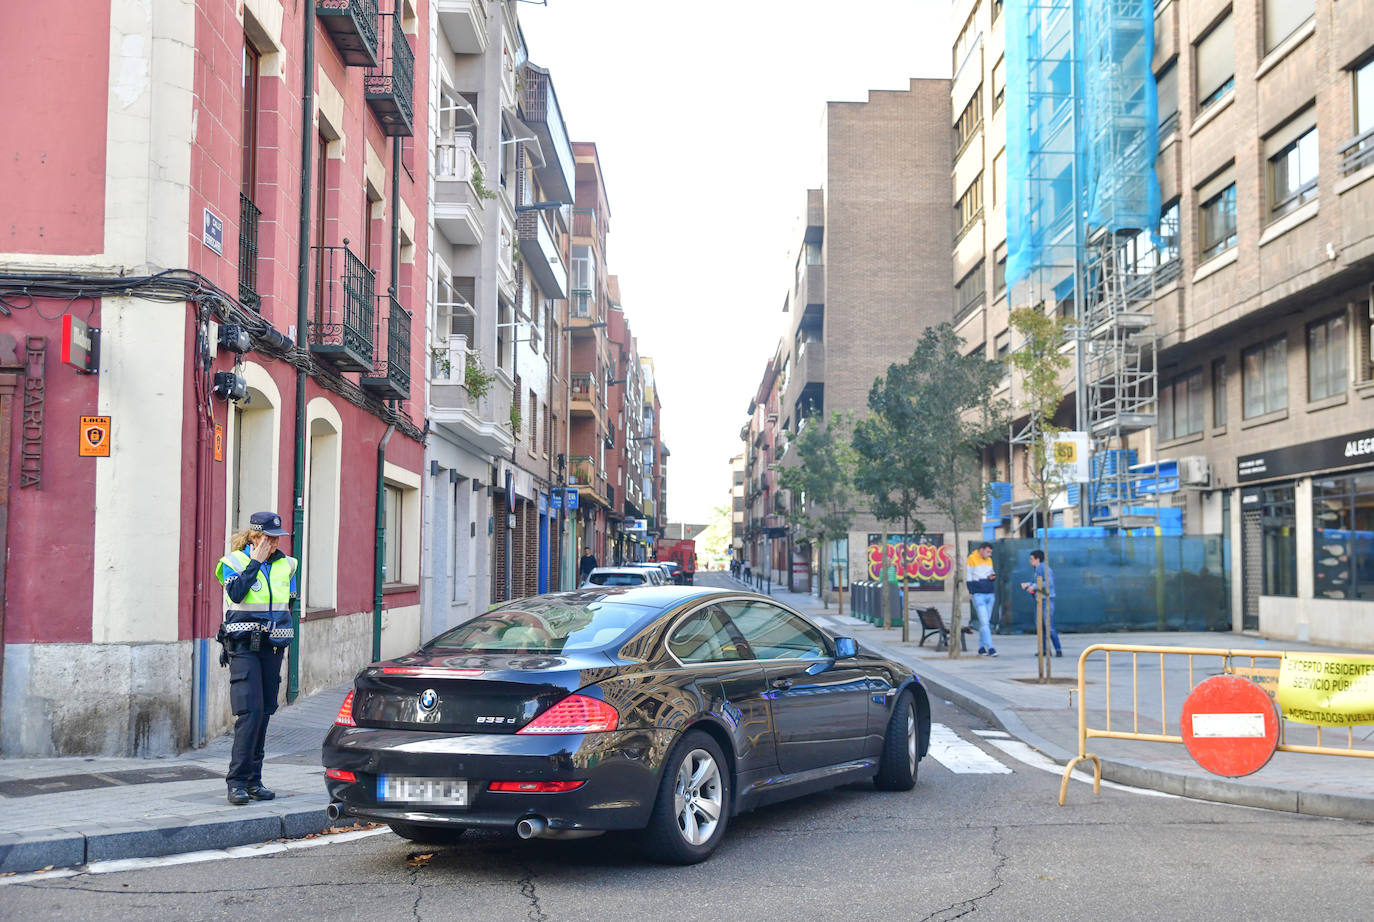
[865,534,953,590]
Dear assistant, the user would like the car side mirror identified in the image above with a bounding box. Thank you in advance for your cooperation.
[834,637,858,659]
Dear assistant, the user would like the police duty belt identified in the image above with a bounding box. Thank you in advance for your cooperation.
[221,621,295,640]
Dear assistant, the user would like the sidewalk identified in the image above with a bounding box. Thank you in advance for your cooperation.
[744,577,1374,822]
[0,680,350,873]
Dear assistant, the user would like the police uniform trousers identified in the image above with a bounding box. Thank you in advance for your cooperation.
[226,643,285,788]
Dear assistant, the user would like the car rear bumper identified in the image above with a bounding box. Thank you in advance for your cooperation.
[321,725,678,832]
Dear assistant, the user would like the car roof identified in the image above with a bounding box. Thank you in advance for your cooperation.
[587,566,654,575]
[540,583,723,609]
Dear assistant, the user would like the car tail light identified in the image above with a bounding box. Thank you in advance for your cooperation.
[326,768,357,783]
[487,780,586,793]
[517,694,619,734]
[334,691,357,727]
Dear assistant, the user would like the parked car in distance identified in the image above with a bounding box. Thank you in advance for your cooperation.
[626,562,671,584]
[321,585,931,864]
[580,567,653,588]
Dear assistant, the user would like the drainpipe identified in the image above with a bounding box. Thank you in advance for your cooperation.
[374,423,396,662]
[288,0,316,703]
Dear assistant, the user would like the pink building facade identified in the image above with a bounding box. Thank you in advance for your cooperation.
[0,0,429,755]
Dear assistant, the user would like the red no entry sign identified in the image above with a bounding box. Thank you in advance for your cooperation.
[1181,675,1279,777]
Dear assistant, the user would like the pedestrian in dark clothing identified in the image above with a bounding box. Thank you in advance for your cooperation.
[1020,548,1062,657]
[215,511,297,805]
[578,547,598,582]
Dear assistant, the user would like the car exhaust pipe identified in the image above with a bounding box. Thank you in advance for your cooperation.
[326,802,345,822]
[516,816,546,839]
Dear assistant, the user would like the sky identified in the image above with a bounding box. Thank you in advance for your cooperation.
[520,1,952,523]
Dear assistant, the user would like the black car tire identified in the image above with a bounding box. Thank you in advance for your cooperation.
[874,691,919,791]
[641,729,731,865]
[387,821,468,845]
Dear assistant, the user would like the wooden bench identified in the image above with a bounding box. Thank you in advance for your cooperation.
[916,607,974,652]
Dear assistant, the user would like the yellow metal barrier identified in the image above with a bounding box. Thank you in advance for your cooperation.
[1058,643,1374,805]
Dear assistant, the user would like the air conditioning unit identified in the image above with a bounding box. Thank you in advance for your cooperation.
[1179,455,1211,487]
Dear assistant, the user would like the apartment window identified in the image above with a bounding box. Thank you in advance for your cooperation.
[383,484,403,585]
[993,242,1007,297]
[992,57,1006,112]
[1159,368,1203,441]
[1195,12,1235,112]
[1307,312,1348,401]
[955,261,987,320]
[1212,358,1227,428]
[1260,483,1298,598]
[953,6,981,75]
[529,390,538,455]
[955,89,984,154]
[242,43,261,196]
[1358,299,1374,383]
[1156,62,1179,136]
[1242,335,1288,418]
[1264,0,1313,54]
[804,240,822,265]
[992,0,1003,24]
[1269,126,1318,219]
[955,174,984,240]
[992,149,1006,206]
[1312,470,1374,601]
[1199,182,1237,260]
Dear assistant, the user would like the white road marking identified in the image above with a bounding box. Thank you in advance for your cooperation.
[972,729,1011,738]
[926,723,1014,774]
[979,737,1178,799]
[0,827,391,886]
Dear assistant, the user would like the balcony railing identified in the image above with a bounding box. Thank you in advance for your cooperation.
[362,292,411,400]
[570,289,594,320]
[238,193,261,310]
[317,0,379,67]
[1339,127,1374,176]
[310,243,375,371]
[435,130,475,181]
[568,456,596,485]
[364,12,414,136]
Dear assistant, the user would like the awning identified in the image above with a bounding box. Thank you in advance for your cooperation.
[503,112,546,169]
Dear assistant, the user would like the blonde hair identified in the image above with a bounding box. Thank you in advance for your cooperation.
[228,528,258,554]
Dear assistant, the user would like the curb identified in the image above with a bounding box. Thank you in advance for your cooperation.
[0,802,332,875]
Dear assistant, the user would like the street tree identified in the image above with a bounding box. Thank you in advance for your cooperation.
[1007,306,1072,681]
[774,410,856,612]
[852,364,927,638]
[901,324,1006,659]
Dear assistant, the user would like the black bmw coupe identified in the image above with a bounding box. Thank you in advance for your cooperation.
[321,585,931,864]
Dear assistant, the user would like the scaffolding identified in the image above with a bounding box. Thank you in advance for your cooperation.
[1005,0,1163,531]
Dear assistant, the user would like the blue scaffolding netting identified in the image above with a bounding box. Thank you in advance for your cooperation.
[1005,0,1162,291]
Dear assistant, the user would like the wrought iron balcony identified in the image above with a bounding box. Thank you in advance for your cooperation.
[364,12,414,137]
[310,242,375,371]
[362,292,411,400]
[238,193,261,310]
[317,0,379,67]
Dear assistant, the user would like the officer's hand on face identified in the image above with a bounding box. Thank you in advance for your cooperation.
[250,535,277,562]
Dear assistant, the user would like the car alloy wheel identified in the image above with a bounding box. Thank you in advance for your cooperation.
[906,709,917,777]
[674,748,723,846]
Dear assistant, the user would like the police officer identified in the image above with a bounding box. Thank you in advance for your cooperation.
[216,511,298,805]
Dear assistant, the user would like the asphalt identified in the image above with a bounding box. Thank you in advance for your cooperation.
[1,572,1370,874]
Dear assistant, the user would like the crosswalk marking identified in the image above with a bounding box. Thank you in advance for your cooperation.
[926,723,1013,774]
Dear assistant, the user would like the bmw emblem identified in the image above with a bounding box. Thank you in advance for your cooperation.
[418,689,438,712]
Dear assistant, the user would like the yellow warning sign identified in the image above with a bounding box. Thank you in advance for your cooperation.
[1277,653,1374,726]
[79,415,110,457]
[1053,441,1077,463]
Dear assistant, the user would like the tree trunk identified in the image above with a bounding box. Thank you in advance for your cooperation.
[948,510,963,659]
[818,535,829,609]
[900,517,910,643]
[880,526,891,630]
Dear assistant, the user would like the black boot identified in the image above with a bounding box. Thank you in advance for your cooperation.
[228,786,250,805]
[246,784,276,801]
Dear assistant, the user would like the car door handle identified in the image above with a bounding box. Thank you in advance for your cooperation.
[770,677,794,690]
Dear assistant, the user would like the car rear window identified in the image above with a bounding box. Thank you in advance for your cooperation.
[425,597,655,653]
[588,572,646,586]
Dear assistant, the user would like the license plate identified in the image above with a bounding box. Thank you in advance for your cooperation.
[378,775,469,805]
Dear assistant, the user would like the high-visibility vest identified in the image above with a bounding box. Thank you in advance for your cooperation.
[215,549,297,642]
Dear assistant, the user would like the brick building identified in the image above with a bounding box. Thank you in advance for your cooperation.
[959,0,1374,646]
[0,0,429,755]
[746,81,955,595]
